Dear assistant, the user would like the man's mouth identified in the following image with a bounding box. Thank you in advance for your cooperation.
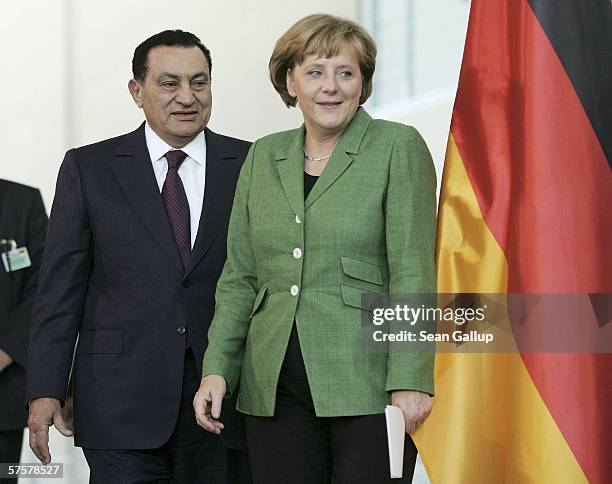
[171,111,199,120]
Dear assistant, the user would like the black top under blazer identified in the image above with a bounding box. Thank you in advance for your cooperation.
[26,125,250,449]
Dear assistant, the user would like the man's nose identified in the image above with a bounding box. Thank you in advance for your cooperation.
[175,83,196,105]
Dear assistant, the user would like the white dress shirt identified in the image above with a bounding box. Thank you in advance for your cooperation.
[145,123,206,248]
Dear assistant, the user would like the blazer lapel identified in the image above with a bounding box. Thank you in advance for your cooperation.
[276,128,305,222]
[304,150,353,210]
[185,129,242,276]
[305,107,373,210]
[108,123,184,274]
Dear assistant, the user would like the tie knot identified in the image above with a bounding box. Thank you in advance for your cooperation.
[165,150,188,170]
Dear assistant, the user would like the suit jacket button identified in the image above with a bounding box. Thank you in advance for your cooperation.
[177,327,186,335]
[182,280,191,288]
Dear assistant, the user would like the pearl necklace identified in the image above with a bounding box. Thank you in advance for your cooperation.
[304,151,332,161]
[304,139,339,162]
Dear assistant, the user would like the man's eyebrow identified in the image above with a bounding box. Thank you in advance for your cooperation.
[190,72,209,81]
[156,73,180,81]
[156,72,209,81]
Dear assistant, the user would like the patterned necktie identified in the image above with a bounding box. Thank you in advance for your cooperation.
[162,150,191,270]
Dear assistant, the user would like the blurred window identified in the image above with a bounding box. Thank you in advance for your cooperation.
[360,0,471,108]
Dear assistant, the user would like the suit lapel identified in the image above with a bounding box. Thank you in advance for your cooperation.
[108,123,184,274]
[276,128,305,222]
[305,107,372,210]
[185,129,242,277]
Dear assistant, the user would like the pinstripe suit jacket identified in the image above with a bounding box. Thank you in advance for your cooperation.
[26,124,250,449]
[203,108,437,417]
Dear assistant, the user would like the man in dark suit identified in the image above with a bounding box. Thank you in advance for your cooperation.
[26,30,251,483]
[0,180,47,484]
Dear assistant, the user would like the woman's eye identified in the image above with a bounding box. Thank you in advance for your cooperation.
[339,71,353,79]
[308,70,322,77]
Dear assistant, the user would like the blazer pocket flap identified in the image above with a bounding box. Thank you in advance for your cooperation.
[77,329,123,354]
[341,257,383,285]
[250,286,268,318]
[341,284,379,312]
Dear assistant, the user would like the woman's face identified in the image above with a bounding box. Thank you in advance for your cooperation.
[287,44,363,139]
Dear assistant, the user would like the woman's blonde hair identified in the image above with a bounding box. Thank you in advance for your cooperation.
[269,14,377,107]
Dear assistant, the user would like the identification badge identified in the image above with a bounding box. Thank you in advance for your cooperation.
[1,239,32,273]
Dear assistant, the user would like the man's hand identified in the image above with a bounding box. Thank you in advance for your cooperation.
[61,395,74,432]
[0,349,13,373]
[193,375,226,434]
[391,390,433,434]
[28,398,73,464]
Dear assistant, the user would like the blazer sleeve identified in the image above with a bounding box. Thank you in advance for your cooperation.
[0,189,47,367]
[26,149,92,403]
[384,126,437,395]
[202,142,259,395]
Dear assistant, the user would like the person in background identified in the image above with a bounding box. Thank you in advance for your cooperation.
[195,14,436,483]
[0,179,47,484]
[26,30,251,483]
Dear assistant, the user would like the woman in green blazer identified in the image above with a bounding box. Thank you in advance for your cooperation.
[195,14,437,482]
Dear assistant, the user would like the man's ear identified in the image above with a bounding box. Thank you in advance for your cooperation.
[286,69,296,97]
[128,79,143,108]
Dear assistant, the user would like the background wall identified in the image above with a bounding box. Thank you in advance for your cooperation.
[1,1,470,482]
[2,0,357,208]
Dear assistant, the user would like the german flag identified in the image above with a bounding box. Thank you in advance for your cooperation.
[413,1,612,482]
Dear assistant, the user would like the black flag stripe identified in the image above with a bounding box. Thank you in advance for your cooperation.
[528,0,612,167]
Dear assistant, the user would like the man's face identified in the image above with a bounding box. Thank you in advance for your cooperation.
[129,45,212,148]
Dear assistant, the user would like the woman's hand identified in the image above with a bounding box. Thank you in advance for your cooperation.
[391,390,432,434]
[193,375,227,434]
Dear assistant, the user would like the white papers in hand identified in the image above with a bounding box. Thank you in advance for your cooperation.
[385,405,405,478]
